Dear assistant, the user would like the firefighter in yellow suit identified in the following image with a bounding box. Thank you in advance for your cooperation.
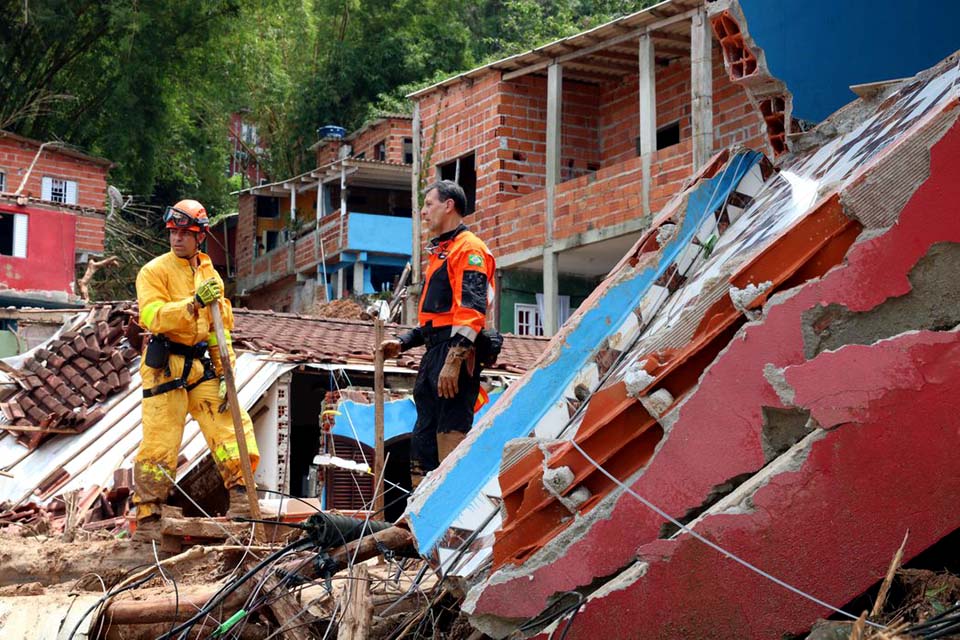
[133,199,258,538]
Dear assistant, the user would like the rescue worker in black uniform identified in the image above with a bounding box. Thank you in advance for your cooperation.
[381,180,496,487]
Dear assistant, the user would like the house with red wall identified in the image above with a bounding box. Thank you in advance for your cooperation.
[0,131,111,305]
[234,116,413,313]
[408,0,772,336]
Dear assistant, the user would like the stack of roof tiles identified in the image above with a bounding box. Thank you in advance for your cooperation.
[0,303,138,448]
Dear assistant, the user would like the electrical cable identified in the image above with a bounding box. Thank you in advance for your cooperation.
[153,538,181,637]
[65,572,157,640]
[156,537,314,640]
[568,438,886,630]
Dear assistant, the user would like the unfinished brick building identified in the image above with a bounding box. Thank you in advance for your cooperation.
[235,116,413,312]
[409,0,770,335]
[0,131,111,306]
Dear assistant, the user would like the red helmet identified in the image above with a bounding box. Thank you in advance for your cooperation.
[164,199,209,233]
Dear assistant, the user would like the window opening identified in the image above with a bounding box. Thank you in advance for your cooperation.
[515,302,543,336]
[438,153,476,215]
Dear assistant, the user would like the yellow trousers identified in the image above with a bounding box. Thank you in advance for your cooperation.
[133,353,259,520]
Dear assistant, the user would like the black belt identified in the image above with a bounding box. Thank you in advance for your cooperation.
[143,340,217,398]
[421,325,453,349]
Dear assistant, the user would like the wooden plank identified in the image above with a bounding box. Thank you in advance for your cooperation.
[210,303,264,542]
[337,563,373,640]
[691,7,713,170]
[160,516,251,540]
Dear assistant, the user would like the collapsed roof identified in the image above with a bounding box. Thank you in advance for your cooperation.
[403,47,960,639]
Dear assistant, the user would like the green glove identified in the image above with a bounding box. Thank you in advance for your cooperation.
[218,377,228,413]
[195,277,221,307]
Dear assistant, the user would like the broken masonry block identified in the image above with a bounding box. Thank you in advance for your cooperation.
[46,354,66,370]
[639,388,675,418]
[110,351,125,370]
[624,359,657,397]
[72,335,87,354]
[60,345,77,360]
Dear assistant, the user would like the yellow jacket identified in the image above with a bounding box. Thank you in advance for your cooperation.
[136,250,235,375]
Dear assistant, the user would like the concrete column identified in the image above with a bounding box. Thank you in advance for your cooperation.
[407,102,422,324]
[288,184,297,243]
[638,31,657,218]
[691,8,714,170]
[543,62,562,336]
[336,269,345,300]
[316,180,329,303]
[352,256,364,294]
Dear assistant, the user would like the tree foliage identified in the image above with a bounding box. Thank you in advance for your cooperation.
[1,0,656,299]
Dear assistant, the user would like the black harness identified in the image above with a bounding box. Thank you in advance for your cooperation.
[143,339,217,398]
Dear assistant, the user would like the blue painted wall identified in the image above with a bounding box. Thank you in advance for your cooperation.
[740,0,960,122]
[347,213,412,256]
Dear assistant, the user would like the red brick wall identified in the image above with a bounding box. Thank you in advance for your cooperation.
[241,274,297,312]
[75,214,105,253]
[415,41,766,260]
[237,195,255,278]
[495,76,602,199]
[0,138,109,210]
[315,118,413,167]
[350,118,412,162]
[599,43,765,166]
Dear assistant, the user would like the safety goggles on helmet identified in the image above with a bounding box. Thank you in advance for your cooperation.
[164,206,205,229]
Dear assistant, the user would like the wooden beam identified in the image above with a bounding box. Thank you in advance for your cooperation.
[337,564,373,640]
[691,7,713,170]
[639,30,657,217]
[501,8,697,82]
[652,30,691,45]
[373,319,385,515]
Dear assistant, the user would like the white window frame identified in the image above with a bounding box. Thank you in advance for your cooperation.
[514,302,543,337]
[0,170,6,192]
[41,176,78,205]
[0,212,28,258]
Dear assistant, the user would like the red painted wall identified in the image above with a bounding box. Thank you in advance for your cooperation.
[0,203,78,293]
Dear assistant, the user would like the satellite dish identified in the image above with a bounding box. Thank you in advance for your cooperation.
[107,185,124,210]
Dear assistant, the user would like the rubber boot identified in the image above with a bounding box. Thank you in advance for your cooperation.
[132,515,162,544]
[226,485,254,519]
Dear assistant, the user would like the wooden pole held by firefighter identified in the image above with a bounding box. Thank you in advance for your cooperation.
[210,301,263,539]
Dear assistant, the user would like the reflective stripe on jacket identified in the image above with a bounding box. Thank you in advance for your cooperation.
[136,250,236,373]
[417,225,495,344]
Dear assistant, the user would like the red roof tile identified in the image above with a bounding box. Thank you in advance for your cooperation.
[231,308,548,374]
